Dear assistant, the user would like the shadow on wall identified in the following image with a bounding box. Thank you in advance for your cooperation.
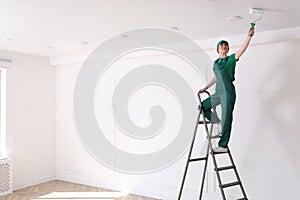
[240,39,300,199]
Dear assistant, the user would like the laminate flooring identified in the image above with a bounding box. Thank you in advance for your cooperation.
[0,180,160,200]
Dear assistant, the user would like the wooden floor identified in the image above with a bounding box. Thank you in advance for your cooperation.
[0,180,159,200]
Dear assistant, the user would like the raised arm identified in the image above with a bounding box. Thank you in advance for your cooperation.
[235,28,255,60]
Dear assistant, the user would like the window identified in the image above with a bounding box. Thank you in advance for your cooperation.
[0,59,11,158]
[0,69,7,158]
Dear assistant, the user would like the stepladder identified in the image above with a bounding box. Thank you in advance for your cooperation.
[177,91,248,200]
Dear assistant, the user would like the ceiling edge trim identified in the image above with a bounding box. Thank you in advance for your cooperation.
[50,26,300,67]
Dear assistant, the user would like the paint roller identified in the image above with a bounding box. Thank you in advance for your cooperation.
[249,8,264,28]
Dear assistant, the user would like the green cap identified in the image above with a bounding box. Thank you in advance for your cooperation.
[217,40,229,48]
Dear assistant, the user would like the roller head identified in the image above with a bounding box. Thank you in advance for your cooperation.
[249,8,264,15]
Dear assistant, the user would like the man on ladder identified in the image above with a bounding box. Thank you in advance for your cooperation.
[199,27,255,153]
[178,27,255,200]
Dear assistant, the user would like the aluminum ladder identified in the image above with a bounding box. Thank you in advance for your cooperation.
[177,91,248,200]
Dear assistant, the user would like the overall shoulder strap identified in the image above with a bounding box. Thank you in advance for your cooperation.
[215,56,229,63]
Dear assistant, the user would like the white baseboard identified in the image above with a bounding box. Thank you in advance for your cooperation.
[56,168,273,200]
[13,176,56,191]
[56,167,223,200]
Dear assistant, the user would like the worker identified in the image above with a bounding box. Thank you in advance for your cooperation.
[199,28,255,152]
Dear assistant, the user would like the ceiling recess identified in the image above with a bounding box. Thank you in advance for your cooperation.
[226,16,242,22]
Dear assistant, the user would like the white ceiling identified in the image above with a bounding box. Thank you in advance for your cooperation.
[0,0,299,58]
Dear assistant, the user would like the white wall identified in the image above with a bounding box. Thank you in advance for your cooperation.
[55,49,208,199]
[0,50,56,190]
[232,38,300,200]
[53,27,300,200]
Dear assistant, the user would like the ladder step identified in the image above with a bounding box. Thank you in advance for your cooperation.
[221,181,241,188]
[199,120,211,124]
[209,134,222,139]
[212,150,229,155]
[189,157,207,162]
[237,198,248,200]
[216,165,235,171]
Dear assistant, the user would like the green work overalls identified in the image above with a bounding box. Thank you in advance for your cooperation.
[202,55,237,148]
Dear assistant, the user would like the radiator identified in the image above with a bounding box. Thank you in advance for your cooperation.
[0,158,12,196]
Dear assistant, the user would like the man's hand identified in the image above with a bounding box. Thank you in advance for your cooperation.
[198,86,208,93]
[249,28,255,37]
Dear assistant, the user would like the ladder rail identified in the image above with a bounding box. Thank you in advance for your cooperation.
[198,91,217,200]
[177,91,210,200]
[198,116,214,200]
[198,92,214,152]
[177,106,203,199]
[211,151,227,199]
[227,150,248,199]
[198,92,227,199]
